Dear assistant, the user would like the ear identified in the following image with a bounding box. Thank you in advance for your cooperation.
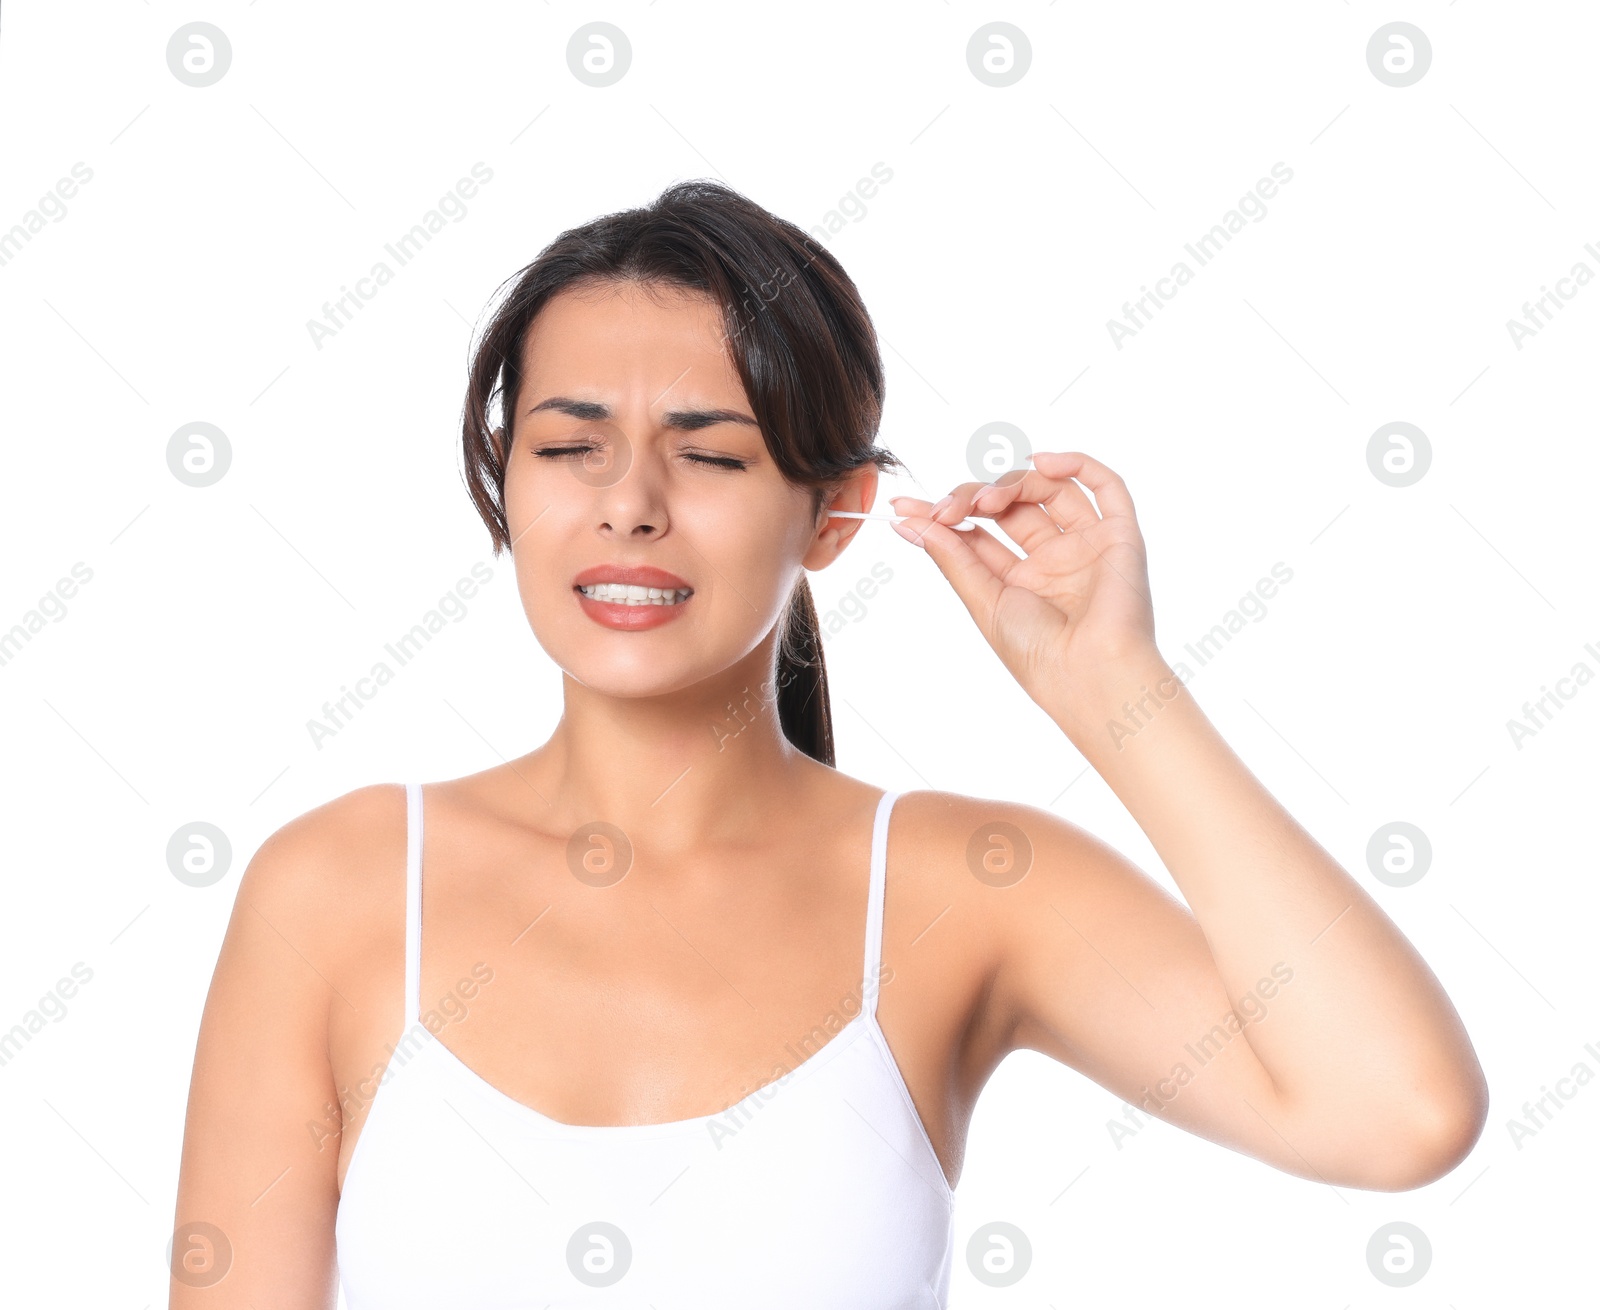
[491,425,506,465]
[802,467,880,570]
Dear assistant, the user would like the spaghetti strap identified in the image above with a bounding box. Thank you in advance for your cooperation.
[862,789,900,1019]
[402,781,423,1029]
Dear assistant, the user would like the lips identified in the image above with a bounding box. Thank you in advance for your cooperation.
[572,564,693,593]
[572,562,694,629]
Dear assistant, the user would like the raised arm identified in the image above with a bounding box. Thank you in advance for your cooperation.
[957,780,1481,1190]
[890,452,1488,1190]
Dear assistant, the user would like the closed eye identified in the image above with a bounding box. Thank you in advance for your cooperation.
[533,444,750,471]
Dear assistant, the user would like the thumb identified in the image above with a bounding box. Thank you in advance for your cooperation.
[894,515,1005,632]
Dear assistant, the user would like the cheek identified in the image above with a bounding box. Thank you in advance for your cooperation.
[502,462,542,534]
[701,490,801,573]
[710,513,820,635]
[508,512,580,608]
[720,520,789,590]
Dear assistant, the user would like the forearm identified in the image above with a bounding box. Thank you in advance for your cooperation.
[1044,647,1488,1152]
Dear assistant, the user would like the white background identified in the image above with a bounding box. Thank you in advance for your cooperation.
[1,1,1595,1305]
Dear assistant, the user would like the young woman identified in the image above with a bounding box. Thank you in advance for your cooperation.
[171,180,1488,1307]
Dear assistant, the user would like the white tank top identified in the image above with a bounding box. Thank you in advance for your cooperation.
[335,782,955,1307]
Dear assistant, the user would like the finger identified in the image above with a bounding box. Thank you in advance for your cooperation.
[899,472,1086,558]
[891,513,1006,628]
[882,495,980,533]
[958,470,1100,561]
[977,468,1101,535]
[956,518,1026,576]
[888,493,943,519]
[900,468,1028,527]
[916,480,1003,530]
[1019,470,1100,527]
[1025,453,1152,604]
[972,494,1062,556]
[888,489,998,535]
[896,492,1044,570]
[1026,450,1137,523]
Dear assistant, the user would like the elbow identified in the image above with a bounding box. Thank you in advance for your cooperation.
[1368,1083,1490,1192]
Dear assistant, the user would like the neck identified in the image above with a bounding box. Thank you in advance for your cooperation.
[518,643,824,847]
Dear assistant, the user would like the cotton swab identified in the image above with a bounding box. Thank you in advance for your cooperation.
[828,510,979,532]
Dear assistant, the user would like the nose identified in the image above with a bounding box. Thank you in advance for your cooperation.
[579,423,667,538]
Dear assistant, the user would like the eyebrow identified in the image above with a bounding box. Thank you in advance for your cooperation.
[524,396,760,432]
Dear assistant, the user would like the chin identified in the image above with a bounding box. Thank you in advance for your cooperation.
[562,659,707,699]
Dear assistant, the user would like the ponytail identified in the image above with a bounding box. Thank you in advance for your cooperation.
[775,576,834,767]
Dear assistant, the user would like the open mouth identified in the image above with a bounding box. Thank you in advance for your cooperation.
[574,583,693,607]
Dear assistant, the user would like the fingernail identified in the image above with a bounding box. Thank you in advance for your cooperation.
[931,494,953,517]
[891,519,925,548]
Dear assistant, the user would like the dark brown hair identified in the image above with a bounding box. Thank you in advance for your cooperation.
[460,179,902,766]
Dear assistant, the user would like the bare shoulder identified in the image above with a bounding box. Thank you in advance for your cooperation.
[171,782,410,1299]
[888,788,1184,1046]
[242,781,406,892]
[231,782,409,984]
[866,787,1145,1110]
[880,788,1095,984]
[889,787,1124,897]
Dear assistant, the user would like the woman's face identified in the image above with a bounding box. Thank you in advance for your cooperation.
[500,280,869,698]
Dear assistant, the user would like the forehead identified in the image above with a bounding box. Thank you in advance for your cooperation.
[519,281,743,397]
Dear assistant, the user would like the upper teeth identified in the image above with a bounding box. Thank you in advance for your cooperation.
[579,583,692,605]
